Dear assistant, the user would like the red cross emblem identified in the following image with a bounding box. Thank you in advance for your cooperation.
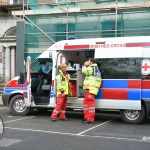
[142,63,150,71]
[142,60,150,75]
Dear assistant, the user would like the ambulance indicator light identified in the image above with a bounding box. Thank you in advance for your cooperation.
[96,42,105,44]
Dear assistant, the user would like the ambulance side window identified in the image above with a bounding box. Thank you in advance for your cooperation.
[97,58,141,79]
[31,61,42,73]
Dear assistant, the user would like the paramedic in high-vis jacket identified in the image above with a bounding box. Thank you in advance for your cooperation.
[51,64,70,122]
[82,58,101,124]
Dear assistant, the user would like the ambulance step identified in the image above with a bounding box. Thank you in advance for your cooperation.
[33,96,49,104]
[35,103,49,105]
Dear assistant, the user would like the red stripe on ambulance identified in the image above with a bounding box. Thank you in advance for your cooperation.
[102,89,128,100]
[142,80,150,89]
[51,80,54,88]
[126,43,150,47]
[64,45,89,49]
[128,80,141,88]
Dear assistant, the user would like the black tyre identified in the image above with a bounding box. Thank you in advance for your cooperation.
[120,104,146,124]
[9,95,30,116]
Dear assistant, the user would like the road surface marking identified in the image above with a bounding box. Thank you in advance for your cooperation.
[77,120,112,135]
[5,127,149,143]
[4,116,35,124]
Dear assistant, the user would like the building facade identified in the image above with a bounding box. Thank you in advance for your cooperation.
[0,1,20,83]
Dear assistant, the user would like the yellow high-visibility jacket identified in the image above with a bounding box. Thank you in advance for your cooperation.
[82,63,101,95]
[56,70,69,96]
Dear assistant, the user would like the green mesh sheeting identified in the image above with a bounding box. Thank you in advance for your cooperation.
[25,8,150,49]
[24,53,40,63]
[24,0,150,61]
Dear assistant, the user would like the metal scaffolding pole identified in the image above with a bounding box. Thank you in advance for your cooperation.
[66,0,69,39]
[24,16,55,43]
[22,0,55,43]
[115,0,118,37]
[23,0,25,20]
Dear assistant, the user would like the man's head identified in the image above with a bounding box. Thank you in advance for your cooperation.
[43,62,49,68]
[84,58,97,66]
[89,58,97,64]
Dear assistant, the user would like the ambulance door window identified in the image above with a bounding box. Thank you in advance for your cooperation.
[30,59,53,97]
[97,58,141,79]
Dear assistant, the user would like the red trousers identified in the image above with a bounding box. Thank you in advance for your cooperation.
[51,94,68,119]
[83,90,95,122]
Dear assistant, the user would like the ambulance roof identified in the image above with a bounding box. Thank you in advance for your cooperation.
[37,36,150,59]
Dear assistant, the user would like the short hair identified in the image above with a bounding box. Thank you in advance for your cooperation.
[43,62,47,65]
[59,64,67,69]
[89,58,97,64]
[58,65,61,70]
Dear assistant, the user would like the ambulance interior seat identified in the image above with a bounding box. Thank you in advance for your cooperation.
[36,68,51,96]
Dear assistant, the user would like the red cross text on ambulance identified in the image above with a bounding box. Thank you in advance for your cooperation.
[89,43,126,49]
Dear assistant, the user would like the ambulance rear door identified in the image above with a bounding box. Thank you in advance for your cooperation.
[95,47,142,110]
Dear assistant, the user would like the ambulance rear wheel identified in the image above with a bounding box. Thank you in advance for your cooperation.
[120,104,146,124]
[9,95,30,116]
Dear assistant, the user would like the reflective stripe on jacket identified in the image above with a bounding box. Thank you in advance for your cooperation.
[56,70,69,96]
[82,63,101,95]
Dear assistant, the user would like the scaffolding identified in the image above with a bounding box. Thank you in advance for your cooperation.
[13,0,150,61]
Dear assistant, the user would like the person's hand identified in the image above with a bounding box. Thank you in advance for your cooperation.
[60,89,65,97]
[84,61,90,67]
[60,89,64,94]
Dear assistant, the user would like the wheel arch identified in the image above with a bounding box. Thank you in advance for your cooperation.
[8,93,23,105]
[142,99,150,117]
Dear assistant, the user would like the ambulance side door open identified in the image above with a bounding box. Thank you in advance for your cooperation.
[95,47,142,110]
[23,56,32,107]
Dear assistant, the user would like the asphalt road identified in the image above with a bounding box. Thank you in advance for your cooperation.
[0,107,150,150]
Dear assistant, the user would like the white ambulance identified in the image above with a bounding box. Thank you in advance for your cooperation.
[2,36,150,124]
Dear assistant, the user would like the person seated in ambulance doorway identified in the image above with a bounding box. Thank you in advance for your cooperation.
[41,62,52,75]
[39,62,52,83]
[36,62,52,96]
[82,58,101,124]
[51,64,70,122]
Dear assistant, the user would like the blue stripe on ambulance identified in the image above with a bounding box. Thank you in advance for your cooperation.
[4,88,22,93]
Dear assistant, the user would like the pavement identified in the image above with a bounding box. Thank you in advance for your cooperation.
[0,95,3,106]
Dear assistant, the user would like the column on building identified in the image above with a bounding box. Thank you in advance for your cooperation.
[0,45,3,82]
[5,46,11,82]
[10,47,15,79]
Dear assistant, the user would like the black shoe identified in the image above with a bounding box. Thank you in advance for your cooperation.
[51,118,57,122]
[59,118,69,121]
[81,119,87,122]
[83,120,95,124]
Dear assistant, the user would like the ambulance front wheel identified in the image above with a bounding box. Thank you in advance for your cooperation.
[120,104,146,124]
[9,95,30,116]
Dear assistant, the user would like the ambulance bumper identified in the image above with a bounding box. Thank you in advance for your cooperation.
[2,93,11,106]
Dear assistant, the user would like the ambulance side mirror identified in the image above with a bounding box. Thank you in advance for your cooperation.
[18,72,25,84]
